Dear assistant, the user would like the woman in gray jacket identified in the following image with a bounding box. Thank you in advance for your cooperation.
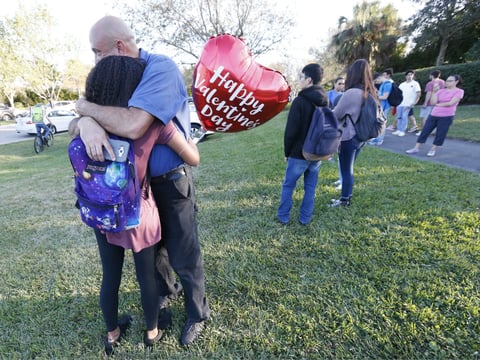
[331,59,379,207]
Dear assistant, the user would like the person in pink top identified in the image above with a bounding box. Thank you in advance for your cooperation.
[406,74,464,157]
[416,70,445,135]
[69,55,200,355]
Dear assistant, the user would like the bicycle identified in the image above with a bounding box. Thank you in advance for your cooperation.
[34,125,54,153]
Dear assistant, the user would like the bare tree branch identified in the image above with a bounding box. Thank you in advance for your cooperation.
[117,0,295,62]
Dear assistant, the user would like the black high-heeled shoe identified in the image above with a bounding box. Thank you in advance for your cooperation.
[144,328,163,347]
[104,315,132,356]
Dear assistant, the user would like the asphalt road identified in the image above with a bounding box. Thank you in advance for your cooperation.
[0,123,33,145]
[371,130,480,174]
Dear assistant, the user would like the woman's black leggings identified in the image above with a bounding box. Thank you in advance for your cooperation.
[416,115,454,146]
[94,230,159,332]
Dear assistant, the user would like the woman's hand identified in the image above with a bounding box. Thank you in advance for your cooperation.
[78,116,115,161]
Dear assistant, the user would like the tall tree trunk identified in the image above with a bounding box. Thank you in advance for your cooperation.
[436,35,449,66]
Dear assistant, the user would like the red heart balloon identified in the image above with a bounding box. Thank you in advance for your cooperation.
[192,34,291,133]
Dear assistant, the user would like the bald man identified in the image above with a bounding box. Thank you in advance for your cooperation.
[74,16,210,346]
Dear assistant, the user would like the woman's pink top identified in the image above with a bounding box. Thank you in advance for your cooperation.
[431,88,464,117]
[106,121,176,252]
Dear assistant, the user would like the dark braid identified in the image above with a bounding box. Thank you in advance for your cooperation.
[85,56,146,107]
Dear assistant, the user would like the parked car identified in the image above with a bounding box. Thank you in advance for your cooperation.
[0,103,15,121]
[46,101,77,113]
[189,101,214,141]
[16,110,77,135]
[14,109,29,118]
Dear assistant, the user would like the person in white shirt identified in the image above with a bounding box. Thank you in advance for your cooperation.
[392,70,421,137]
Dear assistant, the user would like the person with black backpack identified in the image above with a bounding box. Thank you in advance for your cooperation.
[329,59,380,207]
[368,69,395,146]
[277,63,328,225]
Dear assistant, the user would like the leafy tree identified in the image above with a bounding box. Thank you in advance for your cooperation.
[10,5,61,104]
[117,0,295,64]
[0,19,27,107]
[330,1,403,69]
[63,59,92,99]
[465,39,480,61]
[407,0,480,66]
[1,4,78,106]
[308,42,347,87]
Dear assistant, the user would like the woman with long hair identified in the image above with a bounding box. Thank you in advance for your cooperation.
[330,59,379,207]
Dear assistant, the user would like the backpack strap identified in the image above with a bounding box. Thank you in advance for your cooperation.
[144,167,151,199]
[344,91,368,126]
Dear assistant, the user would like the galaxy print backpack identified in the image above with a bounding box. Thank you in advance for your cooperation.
[68,136,141,233]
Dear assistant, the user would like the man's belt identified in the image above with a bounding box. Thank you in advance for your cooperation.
[151,166,187,183]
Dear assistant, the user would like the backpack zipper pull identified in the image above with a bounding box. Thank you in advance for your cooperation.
[114,204,119,226]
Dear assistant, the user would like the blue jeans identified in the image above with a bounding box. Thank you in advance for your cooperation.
[369,128,386,145]
[35,123,50,139]
[277,157,321,224]
[338,137,363,199]
[369,106,389,144]
[396,106,411,132]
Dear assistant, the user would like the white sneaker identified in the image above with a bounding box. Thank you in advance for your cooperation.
[397,131,405,137]
[415,131,421,136]
[392,130,400,135]
[406,148,419,154]
[335,184,342,190]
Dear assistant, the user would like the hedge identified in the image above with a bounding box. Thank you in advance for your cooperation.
[392,60,480,104]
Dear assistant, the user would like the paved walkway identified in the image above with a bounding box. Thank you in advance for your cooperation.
[372,129,480,174]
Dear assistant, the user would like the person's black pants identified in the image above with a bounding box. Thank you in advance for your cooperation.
[151,165,210,322]
[417,115,454,146]
[95,230,159,332]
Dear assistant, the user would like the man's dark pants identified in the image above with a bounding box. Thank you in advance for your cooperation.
[151,165,210,322]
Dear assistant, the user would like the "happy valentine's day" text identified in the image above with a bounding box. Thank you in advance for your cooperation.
[194,66,265,132]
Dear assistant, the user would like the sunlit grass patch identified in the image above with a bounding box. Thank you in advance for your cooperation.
[0,113,479,358]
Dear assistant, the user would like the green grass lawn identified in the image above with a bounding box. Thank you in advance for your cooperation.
[0,108,479,359]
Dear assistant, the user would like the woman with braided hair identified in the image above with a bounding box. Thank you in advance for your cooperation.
[70,55,199,354]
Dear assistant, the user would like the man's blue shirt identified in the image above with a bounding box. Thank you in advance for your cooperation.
[379,81,392,113]
[128,49,190,176]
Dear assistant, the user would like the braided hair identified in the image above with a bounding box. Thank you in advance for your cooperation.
[85,55,146,107]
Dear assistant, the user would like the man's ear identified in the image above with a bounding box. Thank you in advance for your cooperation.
[116,40,127,55]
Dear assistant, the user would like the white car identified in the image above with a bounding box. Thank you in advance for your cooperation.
[46,101,77,113]
[189,102,214,141]
[16,110,77,135]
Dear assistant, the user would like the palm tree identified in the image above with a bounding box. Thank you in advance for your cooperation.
[330,1,402,69]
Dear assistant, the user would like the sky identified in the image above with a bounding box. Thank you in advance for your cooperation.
[2,0,419,66]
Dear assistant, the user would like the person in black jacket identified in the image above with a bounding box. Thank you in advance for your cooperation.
[277,63,328,225]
